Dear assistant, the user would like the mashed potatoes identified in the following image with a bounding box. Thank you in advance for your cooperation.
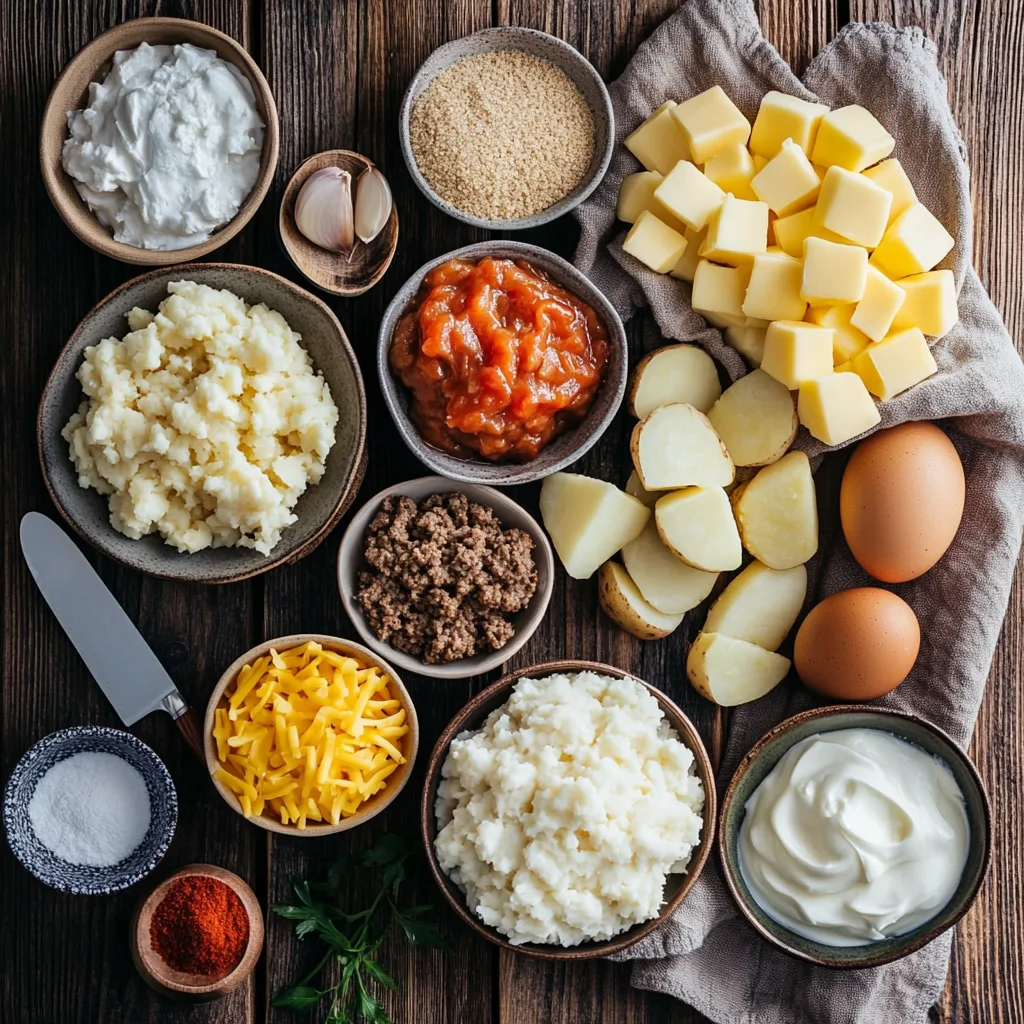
[434,671,705,947]
[63,280,338,555]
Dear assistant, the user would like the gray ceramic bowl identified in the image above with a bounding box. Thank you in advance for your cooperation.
[399,27,613,230]
[39,264,367,584]
[378,242,626,485]
[719,706,991,969]
[337,476,554,679]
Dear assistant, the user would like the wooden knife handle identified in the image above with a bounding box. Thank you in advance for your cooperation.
[174,706,205,762]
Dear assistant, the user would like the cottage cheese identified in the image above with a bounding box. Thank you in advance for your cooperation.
[434,672,705,946]
[63,280,338,555]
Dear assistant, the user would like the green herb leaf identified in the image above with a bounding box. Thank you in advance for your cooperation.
[356,976,389,1023]
[327,857,347,893]
[394,912,452,950]
[362,833,412,868]
[362,958,398,990]
[273,902,316,921]
[272,985,323,1010]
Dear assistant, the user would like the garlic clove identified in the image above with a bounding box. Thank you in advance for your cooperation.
[295,167,354,254]
[354,165,393,244]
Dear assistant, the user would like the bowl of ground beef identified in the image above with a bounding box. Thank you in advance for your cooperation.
[337,477,554,679]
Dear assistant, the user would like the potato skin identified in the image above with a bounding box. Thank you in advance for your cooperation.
[598,563,680,640]
[685,634,716,701]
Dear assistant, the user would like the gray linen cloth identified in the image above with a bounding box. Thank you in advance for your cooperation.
[573,1,1024,1020]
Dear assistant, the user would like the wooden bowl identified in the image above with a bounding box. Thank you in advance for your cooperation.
[421,660,717,960]
[40,18,279,265]
[131,863,264,1000]
[204,634,419,836]
[280,150,398,297]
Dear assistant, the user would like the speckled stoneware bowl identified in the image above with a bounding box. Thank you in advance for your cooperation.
[719,706,992,969]
[3,727,178,895]
[336,476,555,679]
[378,241,627,485]
[399,27,614,230]
[38,264,367,584]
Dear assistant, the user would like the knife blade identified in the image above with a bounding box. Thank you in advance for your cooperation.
[19,512,203,759]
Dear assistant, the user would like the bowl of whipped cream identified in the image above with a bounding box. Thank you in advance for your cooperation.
[40,18,279,265]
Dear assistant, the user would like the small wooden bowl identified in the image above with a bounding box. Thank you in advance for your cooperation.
[131,863,264,1000]
[204,634,419,836]
[280,150,399,297]
[421,660,717,960]
[40,18,279,265]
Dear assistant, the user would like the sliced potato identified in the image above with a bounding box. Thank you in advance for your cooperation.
[734,451,818,570]
[625,470,659,509]
[686,631,791,705]
[539,473,650,580]
[622,522,719,614]
[724,325,767,367]
[706,369,798,467]
[631,403,735,491]
[629,344,722,419]
[703,562,807,651]
[655,488,742,572]
[598,562,684,639]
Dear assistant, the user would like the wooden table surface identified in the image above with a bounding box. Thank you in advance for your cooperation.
[2,2,1021,1022]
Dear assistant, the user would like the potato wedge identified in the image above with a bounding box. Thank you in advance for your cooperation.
[655,487,742,571]
[734,451,818,570]
[625,470,659,509]
[631,403,735,491]
[622,522,719,614]
[539,473,650,580]
[598,562,684,639]
[629,344,722,419]
[686,631,791,705]
[706,369,798,467]
[703,562,807,651]
[724,325,767,367]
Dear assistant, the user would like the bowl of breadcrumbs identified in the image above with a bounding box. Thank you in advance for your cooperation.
[401,27,614,229]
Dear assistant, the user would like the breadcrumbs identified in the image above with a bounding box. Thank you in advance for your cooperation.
[409,49,595,221]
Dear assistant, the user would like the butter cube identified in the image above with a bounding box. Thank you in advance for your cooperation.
[749,91,830,158]
[752,153,769,173]
[742,251,807,322]
[851,265,906,341]
[704,143,758,199]
[654,160,726,231]
[616,171,686,232]
[725,325,768,366]
[624,102,691,175]
[801,237,868,306]
[891,269,958,338]
[669,225,707,282]
[761,320,834,389]
[849,327,938,399]
[862,158,918,226]
[798,373,881,445]
[671,86,751,164]
[691,260,751,327]
[870,203,955,278]
[751,139,821,216]
[622,210,688,273]
[814,166,893,248]
[810,104,895,171]
[772,206,847,258]
[805,303,871,364]
[699,195,769,266]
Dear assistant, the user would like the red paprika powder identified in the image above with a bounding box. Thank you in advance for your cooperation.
[150,875,250,975]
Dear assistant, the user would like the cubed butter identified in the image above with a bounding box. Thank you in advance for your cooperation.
[699,195,769,265]
[725,325,767,366]
[850,265,906,342]
[691,259,751,327]
[624,102,691,175]
[891,269,958,338]
[749,91,831,158]
[703,143,758,199]
[761,320,834,389]
[772,206,847,258]
[742,251,807,322]
[798,373,880,445]
[622,210,688,273]
[801,237,868,306]
[810,104,895,171]
[752,153,769,173]
[849,327,938,399]
[870,202,955,278]
[814,166,893,248]
[669,225,707,282]
[654,160,726,231]
[616,171,685,232]
[751,139,821,216]
[805,302,871,364]
[862,158,918,226]
[671,85,751,164]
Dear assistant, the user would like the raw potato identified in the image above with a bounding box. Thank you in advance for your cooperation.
[706,370,798,467]
[622,522,719,614]
[631,403,735,490]
[687,632,791,705]
[539,473,650,580]
[655,488,743,571]
[629,344,723,419]
[734,451,818,570]
[703,562,807,651]
[625,470,659,509]
[598,562,685,639]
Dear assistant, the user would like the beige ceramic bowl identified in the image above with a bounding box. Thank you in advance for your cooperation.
[40,18,279,264]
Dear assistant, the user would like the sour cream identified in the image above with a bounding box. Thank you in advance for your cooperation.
[738,728,969,947]
[62,42,264,250]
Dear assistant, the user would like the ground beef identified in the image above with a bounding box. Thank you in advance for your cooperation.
[355,493,539,664]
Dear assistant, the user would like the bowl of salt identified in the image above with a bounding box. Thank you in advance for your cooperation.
[3,726,177,894]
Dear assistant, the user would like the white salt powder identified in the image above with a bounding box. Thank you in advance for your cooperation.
[28,751,151,867]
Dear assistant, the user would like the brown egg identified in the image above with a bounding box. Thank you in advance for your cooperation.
[794,587,920,700]
[841,421,965,583]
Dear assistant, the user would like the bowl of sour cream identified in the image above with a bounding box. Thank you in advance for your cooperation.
[40,18,278,265]
[718,706,991,968]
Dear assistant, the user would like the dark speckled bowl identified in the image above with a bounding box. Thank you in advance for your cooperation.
[719,706,991,969]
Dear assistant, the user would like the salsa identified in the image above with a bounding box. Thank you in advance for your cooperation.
[390,257,609,462]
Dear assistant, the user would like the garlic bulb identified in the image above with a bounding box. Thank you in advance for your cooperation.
[295,167,354,253]
[354,166,393,244]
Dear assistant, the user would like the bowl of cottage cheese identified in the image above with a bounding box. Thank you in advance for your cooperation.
[422,662,716,958]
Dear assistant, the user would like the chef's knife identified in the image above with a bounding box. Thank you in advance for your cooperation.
[19,512,204,760]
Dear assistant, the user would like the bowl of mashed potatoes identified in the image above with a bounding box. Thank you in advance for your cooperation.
[38,264,366,584]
